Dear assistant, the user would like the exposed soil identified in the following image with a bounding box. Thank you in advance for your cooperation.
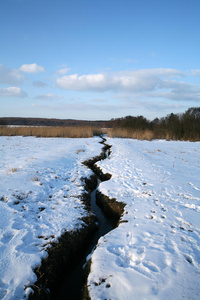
[28,136,125,300]
[96,191,125,223]
[28,208,98,300]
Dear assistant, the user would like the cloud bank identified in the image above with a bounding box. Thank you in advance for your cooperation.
[56,69,182,92]
[55,68,200,102]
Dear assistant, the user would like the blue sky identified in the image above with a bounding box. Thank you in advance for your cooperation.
[1,0,200,120]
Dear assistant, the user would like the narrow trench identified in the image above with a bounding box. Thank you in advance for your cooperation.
[55,183,114,299]
[54,137,116,299]
[29,137,123,300]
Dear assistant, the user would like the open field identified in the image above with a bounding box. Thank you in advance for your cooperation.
[0,136,102,299]
[0,136,200,299]
[88,138,200,300]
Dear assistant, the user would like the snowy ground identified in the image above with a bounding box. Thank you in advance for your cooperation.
[1,136,200,300]
[0,136,102,300]
[87,138,200,300]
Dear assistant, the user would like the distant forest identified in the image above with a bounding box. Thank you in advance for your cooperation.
[0,107,200,141]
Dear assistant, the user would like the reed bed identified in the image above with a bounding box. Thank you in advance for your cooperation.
[107,128,200,141]
[0,126,105,138]
[107,128,154,140]
[1,126,198,141]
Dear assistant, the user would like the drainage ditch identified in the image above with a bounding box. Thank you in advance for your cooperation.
[29,136,125,300]
[55,181,115,300]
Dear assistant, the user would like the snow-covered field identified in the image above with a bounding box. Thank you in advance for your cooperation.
[0,136,102,299]
[87,138,200,300]
[1,136,200,300]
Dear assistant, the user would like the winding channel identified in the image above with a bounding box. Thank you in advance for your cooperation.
[29,136,123,300]
[54,137,117,299]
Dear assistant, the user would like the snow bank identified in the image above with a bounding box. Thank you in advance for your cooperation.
[0,136,102,299]
[87,138,200,300]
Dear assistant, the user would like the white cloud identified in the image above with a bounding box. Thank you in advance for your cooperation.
[19,63,45,73]
[56,73,108,91]
[0,87,27,98]
[35,93,62,100]
[56,68,71,75]
[0,64,24,85]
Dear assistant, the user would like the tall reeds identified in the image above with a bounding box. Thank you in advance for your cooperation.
[107,128,199,141]
[107,128,154,140]
[1,126,198,141]
[0,126,104,138]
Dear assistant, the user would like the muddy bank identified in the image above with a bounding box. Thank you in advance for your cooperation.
[84,139,125,224]
[96,191,125,223]
[28,174,98,299]
[82,139,125,299]
[28,202,98,300]
[83,143,112,182]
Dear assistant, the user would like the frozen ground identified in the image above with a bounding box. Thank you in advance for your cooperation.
[1,136,200,300]
[87,138,200,300]
[0,136,102,300]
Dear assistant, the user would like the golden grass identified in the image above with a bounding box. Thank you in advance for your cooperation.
[0,126,105,138]
[107,128,155,141]
[107,128,199,141]
[1,126,198,141]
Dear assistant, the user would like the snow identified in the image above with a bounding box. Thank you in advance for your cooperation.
[0,136,102,300]
[87,138,200,300]
[1,136,200,300]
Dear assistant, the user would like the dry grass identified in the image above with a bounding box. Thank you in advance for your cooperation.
[0,126,105,138]
[107,128,155,141]
[107,128,198,141]
[1,126,197,141]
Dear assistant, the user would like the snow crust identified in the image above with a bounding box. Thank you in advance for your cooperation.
[0,136,102,300]
[88,138,200,300]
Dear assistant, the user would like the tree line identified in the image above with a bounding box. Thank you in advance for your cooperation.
[111,107,200,141]
[0,117,107,128]
[1,107,199,141]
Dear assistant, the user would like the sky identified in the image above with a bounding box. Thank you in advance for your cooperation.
[0,0,200,121]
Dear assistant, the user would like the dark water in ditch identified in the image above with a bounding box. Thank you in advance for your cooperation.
[55,181,114,300]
